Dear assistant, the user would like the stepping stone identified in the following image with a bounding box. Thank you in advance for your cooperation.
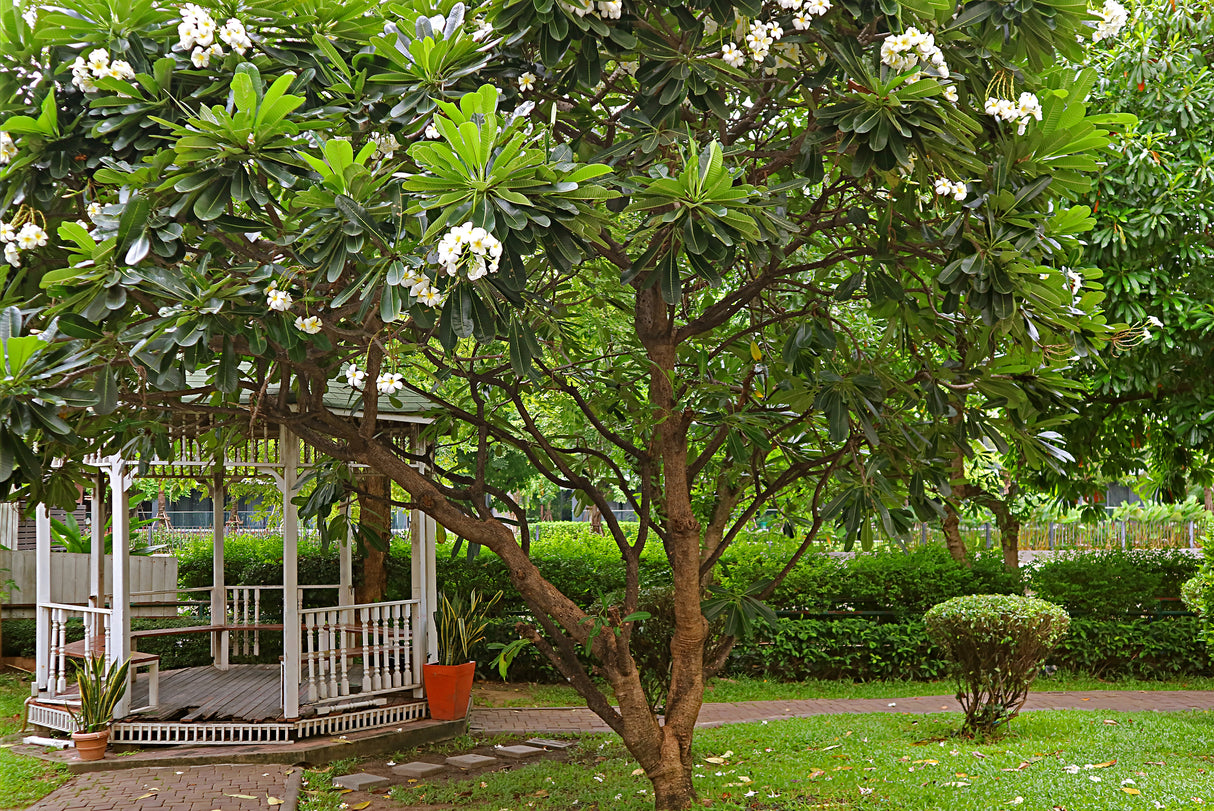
[527,738,576,750]
[446,753,499,770]
[497,745,545,759]
[392,761,446,779]
[333,772,391,791]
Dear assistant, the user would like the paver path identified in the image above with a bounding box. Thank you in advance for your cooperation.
[26,763,295,811]
[469,690,1214,734]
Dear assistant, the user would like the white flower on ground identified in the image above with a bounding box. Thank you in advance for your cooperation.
[343,364,366,390]
[294,315,322,334]
[266,286,293,311]
[518,71,537,92]
[0,132,16,164]
[376,372,405,394]
[15,223,47,250]
[3,242,19,267]
[721,43,745,68]
[1093,0,1129,42]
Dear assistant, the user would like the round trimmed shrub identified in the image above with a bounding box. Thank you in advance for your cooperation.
[925,594,1069,735]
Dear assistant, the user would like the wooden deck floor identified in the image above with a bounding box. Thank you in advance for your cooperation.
[127,664,286,723]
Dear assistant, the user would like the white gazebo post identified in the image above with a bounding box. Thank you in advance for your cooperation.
[410,436,439,689]
[88,472,105,630]
[280,426,301,719]
[34,503,52,695]
[210,472,228,670]
[107,456,133,718]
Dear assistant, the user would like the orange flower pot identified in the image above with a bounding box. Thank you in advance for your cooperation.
[423,661,475,720]
[72,729,109,761]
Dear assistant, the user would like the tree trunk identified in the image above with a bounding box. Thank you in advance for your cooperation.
[942,503,970,565]
[156,487,170,528]
[355,472,389,603]
[984,497,1021,571]
[589,503,603,535]
[648,729,697,810]
[1205,486,1213,514]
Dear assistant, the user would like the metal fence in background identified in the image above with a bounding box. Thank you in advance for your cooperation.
[909,520,1204,551]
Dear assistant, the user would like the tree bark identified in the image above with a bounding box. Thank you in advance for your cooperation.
[355,472,389,604]
[1205,486,1213,514]
[942,503,970,565]
[982,495,1021,571]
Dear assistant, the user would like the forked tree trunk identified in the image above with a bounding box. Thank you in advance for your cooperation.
[355,472,389,603]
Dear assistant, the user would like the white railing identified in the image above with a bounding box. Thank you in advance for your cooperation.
[299,600,419,703]
[39,602,113,696]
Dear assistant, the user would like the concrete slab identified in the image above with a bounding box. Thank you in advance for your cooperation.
[496,744,545,759]
[446,753,499,770]
[333,772,391,791]
[392,761,447,778]
[526,738,577,750]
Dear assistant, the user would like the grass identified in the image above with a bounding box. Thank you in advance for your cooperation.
[365,710,1214,810]
[473,672,1214,707]
[0,673,70,810]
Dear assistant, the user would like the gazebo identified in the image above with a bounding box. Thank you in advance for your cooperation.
[26,388,444,746]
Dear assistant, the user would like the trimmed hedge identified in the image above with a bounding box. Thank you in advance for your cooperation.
[1027,549,1200,618]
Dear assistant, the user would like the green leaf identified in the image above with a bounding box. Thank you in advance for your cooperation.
[95,365,118,415]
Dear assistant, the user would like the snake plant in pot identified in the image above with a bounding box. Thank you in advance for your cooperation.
[424,590,501,720]
[69,655,129,761]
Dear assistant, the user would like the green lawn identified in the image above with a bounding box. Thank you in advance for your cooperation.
[300,710,1214,810]
[474,673,1214,707]
[0,673,70,810]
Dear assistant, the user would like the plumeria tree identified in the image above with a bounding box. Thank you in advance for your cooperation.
[0,0,1130,806]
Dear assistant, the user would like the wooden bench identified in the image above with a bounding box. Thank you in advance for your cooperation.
[61,639,161,712]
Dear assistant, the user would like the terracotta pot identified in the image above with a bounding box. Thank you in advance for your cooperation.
[423,661,475,721]
[72,729,109,762]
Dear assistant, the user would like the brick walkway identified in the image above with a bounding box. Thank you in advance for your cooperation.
[27,764,295,811]
[469,690,1214,734]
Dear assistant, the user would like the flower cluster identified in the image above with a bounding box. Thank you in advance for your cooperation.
[880,27,949,79]
[265,280,293,311]
[0,132,16,164]
[433,222,503,281]
[1,220,48,267]
[934,177,968,202]
[70,49,136,93]
[570,0,622,20]
[402,270,444,307]
[984,92,1042,135]
[783,0,831,30]
[294,315,322,334]
[177,4,251,69]
[1092,0,1129,42]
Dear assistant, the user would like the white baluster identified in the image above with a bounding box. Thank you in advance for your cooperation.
[305,613,318,702]
[385,604,397,688]
[253,588,261,657]
[103,614,112,668]
[241,588,251,656]
[374,605,387,691]
[55,609,67,694]
[360,608,374,692]
[326,610,339,698]
[394,603,405,687]
[339,607,350,697]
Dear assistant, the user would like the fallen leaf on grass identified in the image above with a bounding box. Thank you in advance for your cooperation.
[705,757,727,764]
[533,790,549,798]
[817,745,842,752]
[1088,761,1117,769]
[1122,788,1141,795]
[913,759,939,765]
[807,770,825,780]
[632,768,644,776]
[1145,761,1166,766]
[941,781,971,787]
[1104,720,1119,726]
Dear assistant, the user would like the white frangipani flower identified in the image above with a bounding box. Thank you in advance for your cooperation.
[721,43,745,68]
[518,71,537,92]
[0,222,14,242]
[4,242,19,267]
[1092,0,1129,42]
[371,132,400,159]
[0,132,16,164]
[880,26,947,78]
[425,122,440,139]
[266,285,293,311]
[15,222,48,250]
[294,315,322,334]
[432,222,503,280]
[376,372,405,394]
[344,364,366,390]
[943,84,959,103]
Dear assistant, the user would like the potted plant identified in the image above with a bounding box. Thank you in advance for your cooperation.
[423,590,501,720]
[69,655,130,761]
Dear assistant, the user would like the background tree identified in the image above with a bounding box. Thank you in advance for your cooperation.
[0,0,1127,807]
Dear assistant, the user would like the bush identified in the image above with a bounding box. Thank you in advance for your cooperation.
[833,547,1022,615]
[1028,549,1199,618]
[1051,616,1210,678]
[925,594,1069,735]
[727,618,948,682]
